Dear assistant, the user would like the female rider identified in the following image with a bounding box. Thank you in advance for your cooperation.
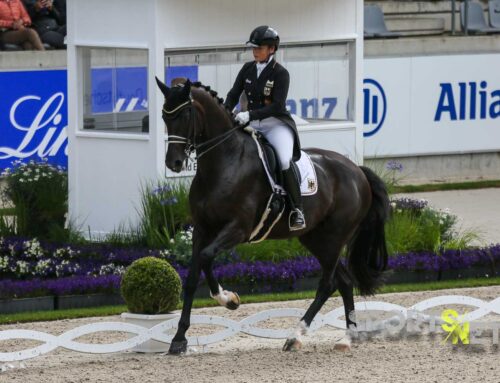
[224,25,306,231]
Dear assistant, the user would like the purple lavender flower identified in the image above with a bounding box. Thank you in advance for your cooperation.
[386,160,403,172]
[160,197,178,206]
[390,197,428,212]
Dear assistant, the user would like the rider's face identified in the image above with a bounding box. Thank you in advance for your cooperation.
[253,45,275,63]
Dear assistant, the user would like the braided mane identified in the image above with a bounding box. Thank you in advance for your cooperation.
[191,81,225,105]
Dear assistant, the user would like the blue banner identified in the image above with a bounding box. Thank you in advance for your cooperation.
[91,67,148,114]
[0,70,68,170]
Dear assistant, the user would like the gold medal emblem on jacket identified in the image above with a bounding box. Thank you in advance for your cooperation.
[263,80,274,96]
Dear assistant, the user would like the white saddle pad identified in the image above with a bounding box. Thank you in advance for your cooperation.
[296,151,318,196]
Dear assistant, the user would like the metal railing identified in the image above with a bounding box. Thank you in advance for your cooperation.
[452,0,470,35]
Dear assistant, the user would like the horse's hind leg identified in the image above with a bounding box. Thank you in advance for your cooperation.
[332,262,356,352]
[283,232,344,351]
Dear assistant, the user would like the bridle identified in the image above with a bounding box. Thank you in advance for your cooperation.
[163,99,196,157]
[163,92,241,160]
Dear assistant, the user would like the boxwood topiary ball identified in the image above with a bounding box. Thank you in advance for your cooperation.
[121,257,182,314]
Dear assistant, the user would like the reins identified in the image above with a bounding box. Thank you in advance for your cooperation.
[163,90,243,160]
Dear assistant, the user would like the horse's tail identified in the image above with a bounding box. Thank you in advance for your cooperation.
[346,166,390,296]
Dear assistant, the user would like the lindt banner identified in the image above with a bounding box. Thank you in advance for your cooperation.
[0,70,68,170]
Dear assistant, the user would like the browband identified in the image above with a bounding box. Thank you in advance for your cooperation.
[163,100,191,115]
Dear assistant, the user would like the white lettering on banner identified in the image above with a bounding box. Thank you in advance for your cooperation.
[434,81,500,122]
[0,93,68,159]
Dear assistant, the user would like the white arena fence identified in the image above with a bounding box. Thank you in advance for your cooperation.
[0,295,499,363]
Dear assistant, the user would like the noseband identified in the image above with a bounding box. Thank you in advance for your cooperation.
[163,94,240,160]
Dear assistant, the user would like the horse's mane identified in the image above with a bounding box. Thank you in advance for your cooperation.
[190,81,236,125]
[170,78,235,125]
[191,81,225,106]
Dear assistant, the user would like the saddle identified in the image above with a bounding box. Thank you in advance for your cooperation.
[243,127,305,243]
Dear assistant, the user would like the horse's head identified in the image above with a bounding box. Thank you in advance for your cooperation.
[156,76,195,173]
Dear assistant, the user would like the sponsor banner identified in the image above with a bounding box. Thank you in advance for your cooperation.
[91,67,148,114]
[364,54,500,157]
[0,70,68,170]
[0,54,499,171]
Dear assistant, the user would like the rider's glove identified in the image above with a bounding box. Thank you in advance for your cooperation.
[235,111,250,125]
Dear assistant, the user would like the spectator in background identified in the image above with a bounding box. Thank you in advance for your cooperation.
[24,0,65,49]
[0,0,45,50]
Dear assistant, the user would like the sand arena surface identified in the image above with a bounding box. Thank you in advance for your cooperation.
[1,285,499,383]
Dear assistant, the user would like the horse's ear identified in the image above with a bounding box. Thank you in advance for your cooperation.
[155,76,170,98]
[183,79,192,97]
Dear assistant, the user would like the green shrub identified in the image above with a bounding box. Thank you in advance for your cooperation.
[385,202,479,255]
[120,257,181,314]
[1,159,68,241]
[235,238,309,262]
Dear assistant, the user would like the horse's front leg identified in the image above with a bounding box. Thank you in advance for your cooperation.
[203,257,240,310]
[169,222,248,355]
[201,221,248,310]
[169,228,207,355]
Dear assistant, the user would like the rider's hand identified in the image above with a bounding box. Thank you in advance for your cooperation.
[235,111,250,125]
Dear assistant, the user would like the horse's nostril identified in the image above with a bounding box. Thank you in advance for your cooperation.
[174,160,183,171]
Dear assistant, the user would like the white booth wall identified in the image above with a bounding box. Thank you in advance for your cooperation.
[67,0,364,236]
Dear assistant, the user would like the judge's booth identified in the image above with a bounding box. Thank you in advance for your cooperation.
[66,0,364,236]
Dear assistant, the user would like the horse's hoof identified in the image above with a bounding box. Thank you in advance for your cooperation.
[334,340,351,352]
[282,338,302,352]
[169,340,188,355]
[225,292,240,310]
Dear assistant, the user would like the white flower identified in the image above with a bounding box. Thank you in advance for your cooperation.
[0,256,9,270]
[16,260,29,275]
[55,259,71,277]
[24,238,44,259]
[159,249,171,258]
[35,259,51,276]
[99,263,123,276]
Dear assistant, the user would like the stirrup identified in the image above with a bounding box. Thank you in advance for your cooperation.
[289,209,306,231]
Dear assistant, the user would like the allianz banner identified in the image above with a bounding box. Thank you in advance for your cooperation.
[1,53,499,170]
[363,53,500,157]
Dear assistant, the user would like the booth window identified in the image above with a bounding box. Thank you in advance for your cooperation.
[81,47,149,133]
[164,42,352,125]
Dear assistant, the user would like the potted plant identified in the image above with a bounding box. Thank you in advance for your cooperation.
[120,256,182,352]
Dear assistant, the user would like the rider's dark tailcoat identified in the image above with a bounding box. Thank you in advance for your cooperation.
[224,59,301,161]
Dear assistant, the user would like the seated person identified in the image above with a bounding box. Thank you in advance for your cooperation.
[0,0,44,50]
[23,0,65,49]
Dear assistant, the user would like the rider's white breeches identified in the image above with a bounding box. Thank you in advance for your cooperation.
[250,117,294,170]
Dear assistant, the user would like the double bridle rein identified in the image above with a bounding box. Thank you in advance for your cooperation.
[163,94,240,160]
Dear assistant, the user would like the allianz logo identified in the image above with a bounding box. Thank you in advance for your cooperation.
[434,81,500,121]
[363,79,499,137]
[363,78,386,137]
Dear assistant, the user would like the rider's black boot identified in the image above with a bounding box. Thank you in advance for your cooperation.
[282,166,306,231]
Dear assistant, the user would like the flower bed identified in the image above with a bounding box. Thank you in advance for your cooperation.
[0,236,498,300]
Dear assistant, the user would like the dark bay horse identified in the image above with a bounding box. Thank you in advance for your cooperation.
[155,77,390,354]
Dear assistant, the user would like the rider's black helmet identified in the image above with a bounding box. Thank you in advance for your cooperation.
[246,25,280,51]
